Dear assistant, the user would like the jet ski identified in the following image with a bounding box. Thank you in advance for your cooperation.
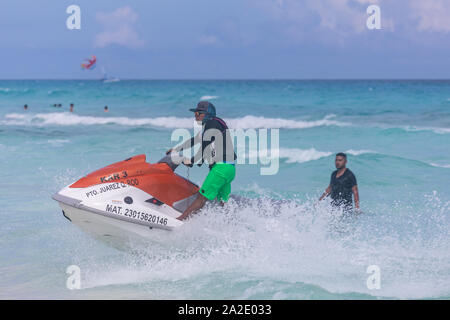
[52,153,199,247]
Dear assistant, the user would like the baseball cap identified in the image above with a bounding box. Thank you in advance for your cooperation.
[189,101,216,116]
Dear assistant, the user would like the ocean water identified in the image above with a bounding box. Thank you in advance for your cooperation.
[0,80,449,299]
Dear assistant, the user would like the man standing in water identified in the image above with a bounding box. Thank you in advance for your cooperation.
[70,103,74,112]
[319,153,360,212]
[166,101,237,220]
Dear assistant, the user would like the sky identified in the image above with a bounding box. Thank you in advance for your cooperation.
[1,0,449,79]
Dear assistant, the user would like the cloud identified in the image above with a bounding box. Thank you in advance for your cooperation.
[309,0,368,34]
[94,6,145,48]
[197,19,255,48]
[410,0,450,33]
[198,34,221,46]
[257,0,380,38]
[252,0,450,44]
[310,0,395,34]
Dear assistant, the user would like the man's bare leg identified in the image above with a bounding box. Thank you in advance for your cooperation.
[177,193,207,220]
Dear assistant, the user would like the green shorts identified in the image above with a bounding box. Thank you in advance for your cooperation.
[199,163,236,202]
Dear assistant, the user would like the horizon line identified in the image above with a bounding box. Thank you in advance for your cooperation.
[1,78,450,81]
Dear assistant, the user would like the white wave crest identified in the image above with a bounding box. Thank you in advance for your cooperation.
[0,87,30,93]
[344,149,375,156]
[245,148,375,164]
[200,95,218,100]
[3,112,194,129]
[2,113,347,130]
[227,114,348,129]
[279,148,332,163]
[278,148,374,163]
[429,162,450,169]
[403,125,450,135]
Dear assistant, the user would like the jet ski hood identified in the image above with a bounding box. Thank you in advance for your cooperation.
[69,154,198,208]
[52,154,199,238]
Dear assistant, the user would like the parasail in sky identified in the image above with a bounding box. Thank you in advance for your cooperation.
[81,55,97,70]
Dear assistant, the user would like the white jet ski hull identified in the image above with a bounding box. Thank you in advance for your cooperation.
[51,154,199,249]
[57,202,172,249]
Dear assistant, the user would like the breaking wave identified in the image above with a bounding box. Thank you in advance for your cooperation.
[200,95,218,100]
[430,163,450,169]
[245,147,375,164]
[1,113,348,130]
[278,148,375,163]
[3,113,449,135]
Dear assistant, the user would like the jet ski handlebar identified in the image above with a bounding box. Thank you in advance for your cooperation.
[157,153,185,171]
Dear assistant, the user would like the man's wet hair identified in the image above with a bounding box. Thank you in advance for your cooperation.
[336,152,347,159]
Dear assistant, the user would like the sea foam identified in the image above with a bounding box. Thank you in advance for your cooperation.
[2,113,348,130]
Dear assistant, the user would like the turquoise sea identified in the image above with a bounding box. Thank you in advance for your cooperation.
[0,80,449,299]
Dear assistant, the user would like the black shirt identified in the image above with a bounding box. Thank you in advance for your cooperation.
[178,117,237,168]
[330,168,357,208]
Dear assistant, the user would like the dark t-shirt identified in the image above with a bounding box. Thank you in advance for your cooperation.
[330,168,357,208]
[181,117,237,168]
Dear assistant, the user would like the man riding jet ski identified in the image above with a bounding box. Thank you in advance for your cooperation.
[166,101,237,220]
[52,101,236,246]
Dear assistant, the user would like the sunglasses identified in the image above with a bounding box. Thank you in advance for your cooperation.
[195,111,205,116]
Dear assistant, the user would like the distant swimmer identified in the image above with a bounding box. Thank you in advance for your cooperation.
[24,104,28,110]
[70,103,74,112]
[319,152,360,213]
[104,106,108,112]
